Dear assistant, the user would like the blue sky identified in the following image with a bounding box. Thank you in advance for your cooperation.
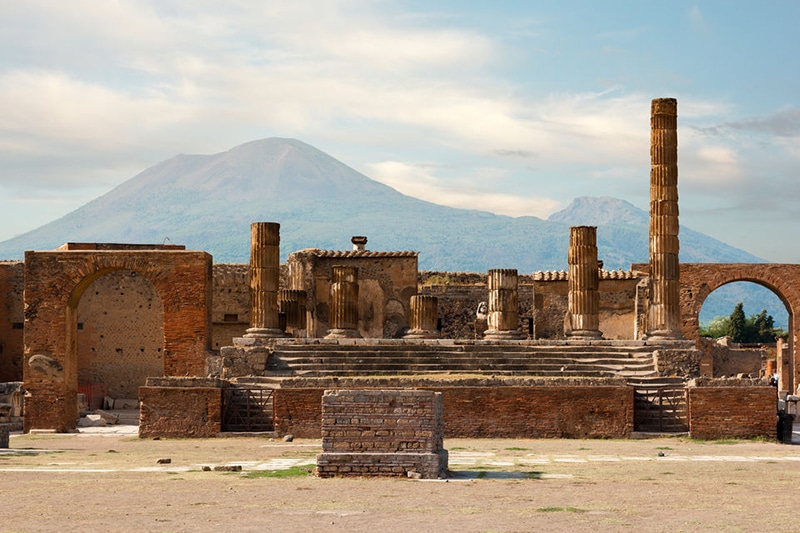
[1,1,798,262]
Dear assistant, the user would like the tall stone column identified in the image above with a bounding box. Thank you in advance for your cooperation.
[404,295,440,339]
[326,266,361,339]
[279,289,307,337]
[568,226,602,339]
[647,98,683,339]
[245,222,284,338]
[484,269,522,340]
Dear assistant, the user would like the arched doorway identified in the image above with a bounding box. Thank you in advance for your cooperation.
[23,247,212,432]
[680,264,800,392]
[76,269,164,409]
[697,280,789,378]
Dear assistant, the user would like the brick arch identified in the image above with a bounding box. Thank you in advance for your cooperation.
[680,263,800,391]
[23,249,212,432]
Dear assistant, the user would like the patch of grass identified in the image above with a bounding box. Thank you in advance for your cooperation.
[505,447,528,451]
[536,507,587,513]
[245,465,313,478]
[655,446,673,450]
[476,471,487,479]
[449,446,467,451]
[525,471,545,480]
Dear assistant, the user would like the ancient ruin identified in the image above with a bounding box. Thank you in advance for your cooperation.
[0,97,793,449]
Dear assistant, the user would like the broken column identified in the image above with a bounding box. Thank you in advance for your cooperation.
[404,295,440,339]
[325,266,361,338]
[484,269,522,340]
[568,226,602,339]
[647,98,683,339]
[245,222,284,338]
[278,289,307,337]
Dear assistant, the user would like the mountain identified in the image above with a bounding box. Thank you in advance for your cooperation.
[0,138,764,275]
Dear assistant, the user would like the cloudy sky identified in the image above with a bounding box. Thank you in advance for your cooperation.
[1,1,798,262]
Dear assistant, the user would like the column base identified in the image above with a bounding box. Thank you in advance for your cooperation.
[645,329,684,340]
[325,328,362,339]
[483,329,523,340]
[568,329,603,340]
[244,327,286,339]
[403,329,441,340]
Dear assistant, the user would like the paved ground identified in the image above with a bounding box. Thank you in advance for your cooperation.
[2,425,799,533]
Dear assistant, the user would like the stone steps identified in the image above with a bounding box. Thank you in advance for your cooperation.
[266,343,658,379]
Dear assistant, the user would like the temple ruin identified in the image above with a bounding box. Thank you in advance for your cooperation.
[0,98,793,447]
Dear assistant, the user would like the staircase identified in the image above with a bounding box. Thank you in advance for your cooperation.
[266,341,659,379]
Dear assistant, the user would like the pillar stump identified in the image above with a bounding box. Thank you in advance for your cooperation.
[404,295,440,339]
[279,289,307,337]
[326,266,362,339]
[245,222,284,338]
[484,269,522,340]
[568,226,602,339]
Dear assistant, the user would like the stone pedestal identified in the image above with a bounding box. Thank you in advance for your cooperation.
[647,98,683,339]
[326,266,361,339]
[568,226,602,339]
[484,269,522,340]
[404,295,440,339]
[245,222,284,339]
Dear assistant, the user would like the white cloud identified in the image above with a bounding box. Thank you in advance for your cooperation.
[366,160,563,218]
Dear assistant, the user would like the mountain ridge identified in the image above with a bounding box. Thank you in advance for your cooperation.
[0,138,763,273]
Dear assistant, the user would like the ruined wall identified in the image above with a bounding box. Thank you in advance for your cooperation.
[420,270,640,340]
[687,382,776,440]
[211,264,250,349]
[273,380,633,439]
[0,261,24,382]
[288,250,418,338]
[23,249,212,432]
[76,270,163,400]
[316,390,447,478]
[139,381,223,438]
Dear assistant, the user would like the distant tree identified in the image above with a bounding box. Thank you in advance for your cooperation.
[728,302,746,343]
[700,315,730,338]
[752,309,776,343]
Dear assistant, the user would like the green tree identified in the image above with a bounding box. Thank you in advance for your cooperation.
[700,315,730,338]
[752,309,776,343]
[728,302,746,343]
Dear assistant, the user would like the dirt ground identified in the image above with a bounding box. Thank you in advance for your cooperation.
[1,428,798,533]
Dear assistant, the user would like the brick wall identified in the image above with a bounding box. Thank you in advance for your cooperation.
[274,381,633,439]
[23,249,213,432]
[688,384,776,440]
[316,389,447,478]
[76,270,163,399]
[0,261,24,382]
[139,384,223,438]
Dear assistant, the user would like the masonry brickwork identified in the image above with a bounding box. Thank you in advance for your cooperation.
[23,248,212,432]
[315,389,447,478]
[139,378,226,438]
[0,261,24,382]
[273,377,634,439]
[687,381,776,440]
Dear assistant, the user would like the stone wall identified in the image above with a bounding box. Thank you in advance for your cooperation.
[420,270,641,340]
[687,381,776,440]
[23,249,213,432]
[211,264,250,349]
[273,378,634,439]
[139,377,226,438]
[316,389,447,478]
[76,270,163,399]
[0,261,24,382]
[288,250,418,338]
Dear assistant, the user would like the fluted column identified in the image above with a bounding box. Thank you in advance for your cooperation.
[279,289,307,337]
[647,98,683,339]
[326,266,361,338]
[568,226,602,339]
[404,295,440,339]
[245,222,284,338]
[484,269,522,340]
